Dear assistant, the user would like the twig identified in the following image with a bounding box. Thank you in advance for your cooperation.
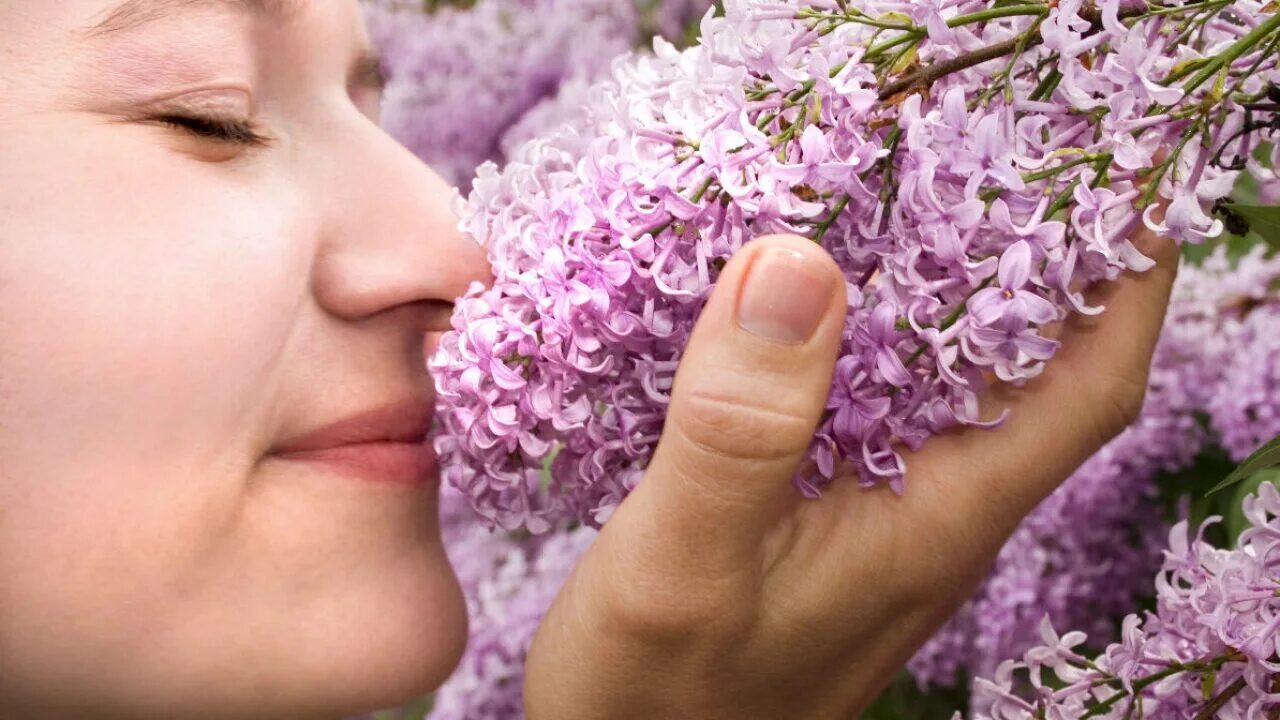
[1192,677,1248,720]
[878,5,1148,100]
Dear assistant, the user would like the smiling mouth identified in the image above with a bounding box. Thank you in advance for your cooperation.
[269,398,440,487]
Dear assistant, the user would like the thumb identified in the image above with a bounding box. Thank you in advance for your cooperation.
[615,234,846,572]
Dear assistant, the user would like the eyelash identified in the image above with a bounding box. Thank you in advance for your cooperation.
[156,114,269,147]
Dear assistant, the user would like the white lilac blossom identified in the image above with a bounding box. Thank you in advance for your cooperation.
[965,481,1280,720]
[430,0,1280,533]
[361,0,715,187]
[909,247,1280,691]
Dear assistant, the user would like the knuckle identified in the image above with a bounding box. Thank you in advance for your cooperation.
[760,596,831,655]
[597,574,736,645]
[676,389,816,465]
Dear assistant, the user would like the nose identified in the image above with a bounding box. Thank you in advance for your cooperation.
[310,120,492,330]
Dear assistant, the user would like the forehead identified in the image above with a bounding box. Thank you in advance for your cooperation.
[87,0,302,35]
[0,0,380,100]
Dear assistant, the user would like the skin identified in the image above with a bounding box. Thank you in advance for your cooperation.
[0,0,1180,718]
[0,2,489,718]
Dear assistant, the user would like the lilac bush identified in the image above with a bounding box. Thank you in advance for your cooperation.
[362,0,715,187]
[966,481,1280,720]
[430,0,1280,533]
[1208,303,1280,461]
[428,486,595,720]
[362,0,634,186]
[910,246,1280,690]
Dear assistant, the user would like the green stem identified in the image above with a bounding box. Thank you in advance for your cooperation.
[812,195,851,243]
[866,31,920,60]
[797,8,913,31]
[1046,177,1083,218]
[998,15,1047,104]
[1030,67,1063,101]
[900,279,993,369]
[1026,153,1110,183]
[1224,31,1280,100]
[1140,120,1201,208]
[1082,666,1187,718]
[1180,10,1280,97]
[1162,58,1214,85]
[1143,0,1231,18]
[1192,677,1248,720]
[946,4,1048,28]
[689,176,715,204]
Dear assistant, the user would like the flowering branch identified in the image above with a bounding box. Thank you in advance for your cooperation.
[879,5,1153,100]
[431,0,1280,531]
[967,482,1280,719]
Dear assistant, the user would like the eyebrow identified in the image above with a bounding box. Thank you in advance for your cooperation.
[86,0,303,37]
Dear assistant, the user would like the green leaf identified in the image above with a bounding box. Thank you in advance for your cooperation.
[1154,447,1235,546]
[891,44,920,75]
[1224,204,1280,250]
[861,671,970,719]
[1208,432,1280,495]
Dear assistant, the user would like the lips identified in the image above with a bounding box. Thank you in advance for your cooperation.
[270,398,439,486]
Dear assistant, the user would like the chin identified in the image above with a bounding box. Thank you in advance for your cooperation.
[223,546,471,720]
[317,549,470,719]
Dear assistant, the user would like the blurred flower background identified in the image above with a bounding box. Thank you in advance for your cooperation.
[354,1,1280,717]
[362,0,713,188]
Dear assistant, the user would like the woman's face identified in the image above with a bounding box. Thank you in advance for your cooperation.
[0,1,490,717]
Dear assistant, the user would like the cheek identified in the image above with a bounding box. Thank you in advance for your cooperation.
[0,117,307,687]
[0,118,308,499]
[0,117,467,713]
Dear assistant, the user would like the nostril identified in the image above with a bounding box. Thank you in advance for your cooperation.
[418,299,457,333]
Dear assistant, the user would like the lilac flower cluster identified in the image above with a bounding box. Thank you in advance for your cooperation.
[1206,270,1280,460]
[361,0,715,187]
[909,246,1280,690]
[965,482,1280,720]
[428,486,597,720]
[412,250,1280,718]
[430,0,1280,532]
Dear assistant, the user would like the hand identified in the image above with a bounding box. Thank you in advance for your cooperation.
[523,227,1179,719]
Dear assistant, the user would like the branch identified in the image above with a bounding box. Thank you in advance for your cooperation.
[880,37,1027,100]
[1192,677,1248,720]
[878,5,1146,101]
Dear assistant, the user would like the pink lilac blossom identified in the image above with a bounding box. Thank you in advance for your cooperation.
[909,247,1280,690]
[361,0,716,187]
[361,0,634,186]
[1206,268,1280,461]
[429,486,597,720]
[407,249,1280,718]
[431,0,1280,532]
[1246,124,1280,203]
[965,481,1280,720]
[499,77,599,159]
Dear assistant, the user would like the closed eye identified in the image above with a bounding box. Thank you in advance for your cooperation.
[156,114,269,146]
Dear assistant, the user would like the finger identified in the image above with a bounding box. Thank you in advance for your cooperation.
[1052,216,1181,394]
[612,234,846,573]
[913,213,1180,525]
